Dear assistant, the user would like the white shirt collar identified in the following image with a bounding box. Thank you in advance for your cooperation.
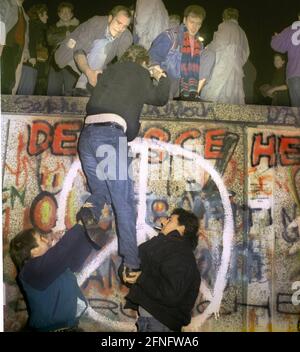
[105,26,116,42]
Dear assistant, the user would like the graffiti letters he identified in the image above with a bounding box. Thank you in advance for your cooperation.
[251,134,300,167]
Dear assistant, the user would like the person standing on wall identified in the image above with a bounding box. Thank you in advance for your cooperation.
[271,10,300,107]
[149,5,215,100]
[54,5,133,96]
[17,3,50,95]
[200,8,250,104]
[47,2,80,96]
[0,0,29,95]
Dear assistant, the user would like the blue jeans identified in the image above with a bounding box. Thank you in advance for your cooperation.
[78,124,140,269]
[287,76,300,107]
[137,316,173,332]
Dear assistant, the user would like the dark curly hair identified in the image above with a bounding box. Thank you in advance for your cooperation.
[119,45,150,66]
[172,208,199,250]
[9,229,38,270]
[28,4,48,21]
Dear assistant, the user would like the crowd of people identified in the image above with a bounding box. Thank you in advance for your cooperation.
[1,1,300,106]
[6,2,202,332]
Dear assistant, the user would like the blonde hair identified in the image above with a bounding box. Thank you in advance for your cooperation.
[119,45,149,66]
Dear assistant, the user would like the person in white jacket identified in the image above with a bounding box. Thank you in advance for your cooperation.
[133,0,169,50]
[201,8,250,105]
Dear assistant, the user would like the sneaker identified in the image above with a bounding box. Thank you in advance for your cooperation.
[76,206,97,225]
[118,263,141,286]
[77,207,108,249]
[72,88,91,97]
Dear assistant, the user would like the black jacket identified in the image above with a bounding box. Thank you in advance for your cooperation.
[86,61,170,141]
[29,19,48,60]
[125,231,201,331]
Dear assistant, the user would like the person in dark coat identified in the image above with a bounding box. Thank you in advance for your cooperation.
[47,2,80,96]
[18,3,49,95]
[124,208,201,332]
[259,53,290,106]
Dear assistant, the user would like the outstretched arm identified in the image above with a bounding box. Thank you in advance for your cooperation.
[21,225,93,290]
[271,27,291,53]
[74,50,102,87]
[148,32,173,66]
[144,73,170,106]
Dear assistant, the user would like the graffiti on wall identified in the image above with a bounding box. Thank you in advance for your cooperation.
[5,95,300,126]
[247,127,300,331]
[2,114,300,331]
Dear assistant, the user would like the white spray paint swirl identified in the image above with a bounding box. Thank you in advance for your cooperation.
[55,138,234,331]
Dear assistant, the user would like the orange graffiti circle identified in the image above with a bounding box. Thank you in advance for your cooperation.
[31,193,57,233]
[152,200,168,213]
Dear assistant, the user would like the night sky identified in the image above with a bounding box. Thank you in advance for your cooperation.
[23,0,300,89]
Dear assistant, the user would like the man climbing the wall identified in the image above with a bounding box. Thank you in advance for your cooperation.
[76,45,170,284]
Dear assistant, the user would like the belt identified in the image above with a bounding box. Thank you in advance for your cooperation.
[88,122,124,132]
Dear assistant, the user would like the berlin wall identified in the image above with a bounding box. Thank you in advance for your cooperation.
[2,95,300,332]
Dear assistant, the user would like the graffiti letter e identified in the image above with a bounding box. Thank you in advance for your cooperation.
[292,21,300,46]
[291,281,300,306]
